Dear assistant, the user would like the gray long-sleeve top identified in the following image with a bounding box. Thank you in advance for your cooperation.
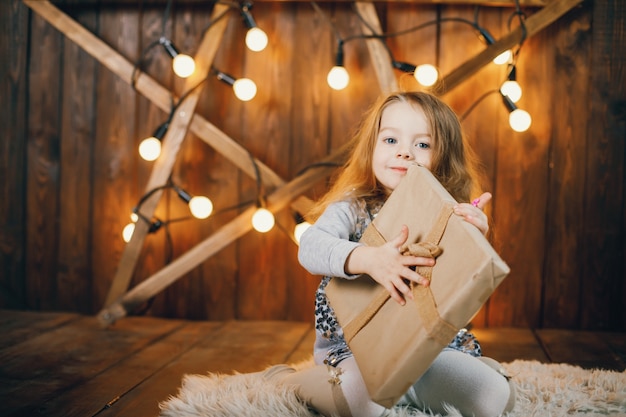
[297,199,377,365]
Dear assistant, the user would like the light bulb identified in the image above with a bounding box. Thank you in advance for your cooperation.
[188,196,213,219]
[138,137,161,161]
[233,78,257,101]
[293,221,311,244]
[172,54,196,78]
[493,50,512,65]
[509,109,532,132]
[252,207,275,233]
[130,212,138,223]
[246,27,268,52]
[327,66,349,90]
[414,64,439,87]
[500,80,522,103]
[122,222,135,242]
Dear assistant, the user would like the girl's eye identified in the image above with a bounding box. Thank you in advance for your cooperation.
[383,137,397,144]
[415,142,430,149]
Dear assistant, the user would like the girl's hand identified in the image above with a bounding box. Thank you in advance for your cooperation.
[454,192,491,235]
[345,225,434,306]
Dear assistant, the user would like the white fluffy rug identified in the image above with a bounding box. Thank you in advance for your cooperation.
[159,360,626,417]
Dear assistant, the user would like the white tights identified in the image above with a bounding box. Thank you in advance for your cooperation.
[270,349,514,417]
[400,350,513,417]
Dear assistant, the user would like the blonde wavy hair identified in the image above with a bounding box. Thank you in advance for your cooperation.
[308,91,485,221]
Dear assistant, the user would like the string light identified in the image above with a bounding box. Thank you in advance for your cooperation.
[122,215,164,243]
[293,213,311,244]
[502,93,532,132]
[493,50,513,65]
[123,210,140,242]
[508,109,532,132]
[139,122,169,161]
[392,61,439,87]
[414,64,439,87]
[172,185,214,219]
[327,66,349,91]
[128,0,199,85]
[500,80,522,102]
[241,2,268,52]
[252,206,275,233]
[327,41,349,90]
[122,181,214,242]
[188,196,213,219]
[246,27,268,52]
[122,222,136,243]
[160,37,196,78]
[138,137,161,161]
[214,68,257,101]
[500,65,522,103]
[233,78,257,101]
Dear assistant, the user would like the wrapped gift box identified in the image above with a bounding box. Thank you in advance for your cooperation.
[325,164,510,408]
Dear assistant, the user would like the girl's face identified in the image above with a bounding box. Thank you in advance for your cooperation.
[372,101,433,193]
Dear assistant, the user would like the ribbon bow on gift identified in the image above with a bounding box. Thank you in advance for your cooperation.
[401,241,443,283]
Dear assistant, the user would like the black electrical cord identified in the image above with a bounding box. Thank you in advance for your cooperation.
[459,89,500,122]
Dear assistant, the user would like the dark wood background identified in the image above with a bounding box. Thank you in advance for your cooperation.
[1,0,624,330]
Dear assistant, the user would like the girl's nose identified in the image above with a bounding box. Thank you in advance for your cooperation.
[397,148,412,159]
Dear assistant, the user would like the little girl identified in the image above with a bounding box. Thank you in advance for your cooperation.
[268,91,515,417]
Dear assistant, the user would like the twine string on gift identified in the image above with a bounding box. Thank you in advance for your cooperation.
[343,203,459,347]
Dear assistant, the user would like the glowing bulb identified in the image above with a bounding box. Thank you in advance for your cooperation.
[130,212,138,223]
[500,80,522,103]
[252,207,275,233]
[414,64,439,87]
[509,109,532,132]
[327,66,349,90]
[122,222,135,242]
[172,54,195,78]
[246,27,268,52]
[493,50,512,65]
[293,221,311,244]
[188,196,213,219]
[233,78,257,101]
[138,137,161,161]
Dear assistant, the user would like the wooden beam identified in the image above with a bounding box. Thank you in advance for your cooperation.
[355,2,399,93]
[50,0,552,7]
[97,144,350,326]
[432,0,583,95]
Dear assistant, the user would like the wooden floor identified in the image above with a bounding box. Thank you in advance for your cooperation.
[1,310,625,417]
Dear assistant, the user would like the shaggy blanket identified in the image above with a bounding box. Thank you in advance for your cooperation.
[159,360,626,417]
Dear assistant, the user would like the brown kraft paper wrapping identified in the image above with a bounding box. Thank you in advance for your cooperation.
[325,164,510,408]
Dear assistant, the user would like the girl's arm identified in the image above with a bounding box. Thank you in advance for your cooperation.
[299,201,434,306]
[298,201,362,279]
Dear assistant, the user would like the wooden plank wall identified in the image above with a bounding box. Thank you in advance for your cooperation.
[0,0,624,330]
